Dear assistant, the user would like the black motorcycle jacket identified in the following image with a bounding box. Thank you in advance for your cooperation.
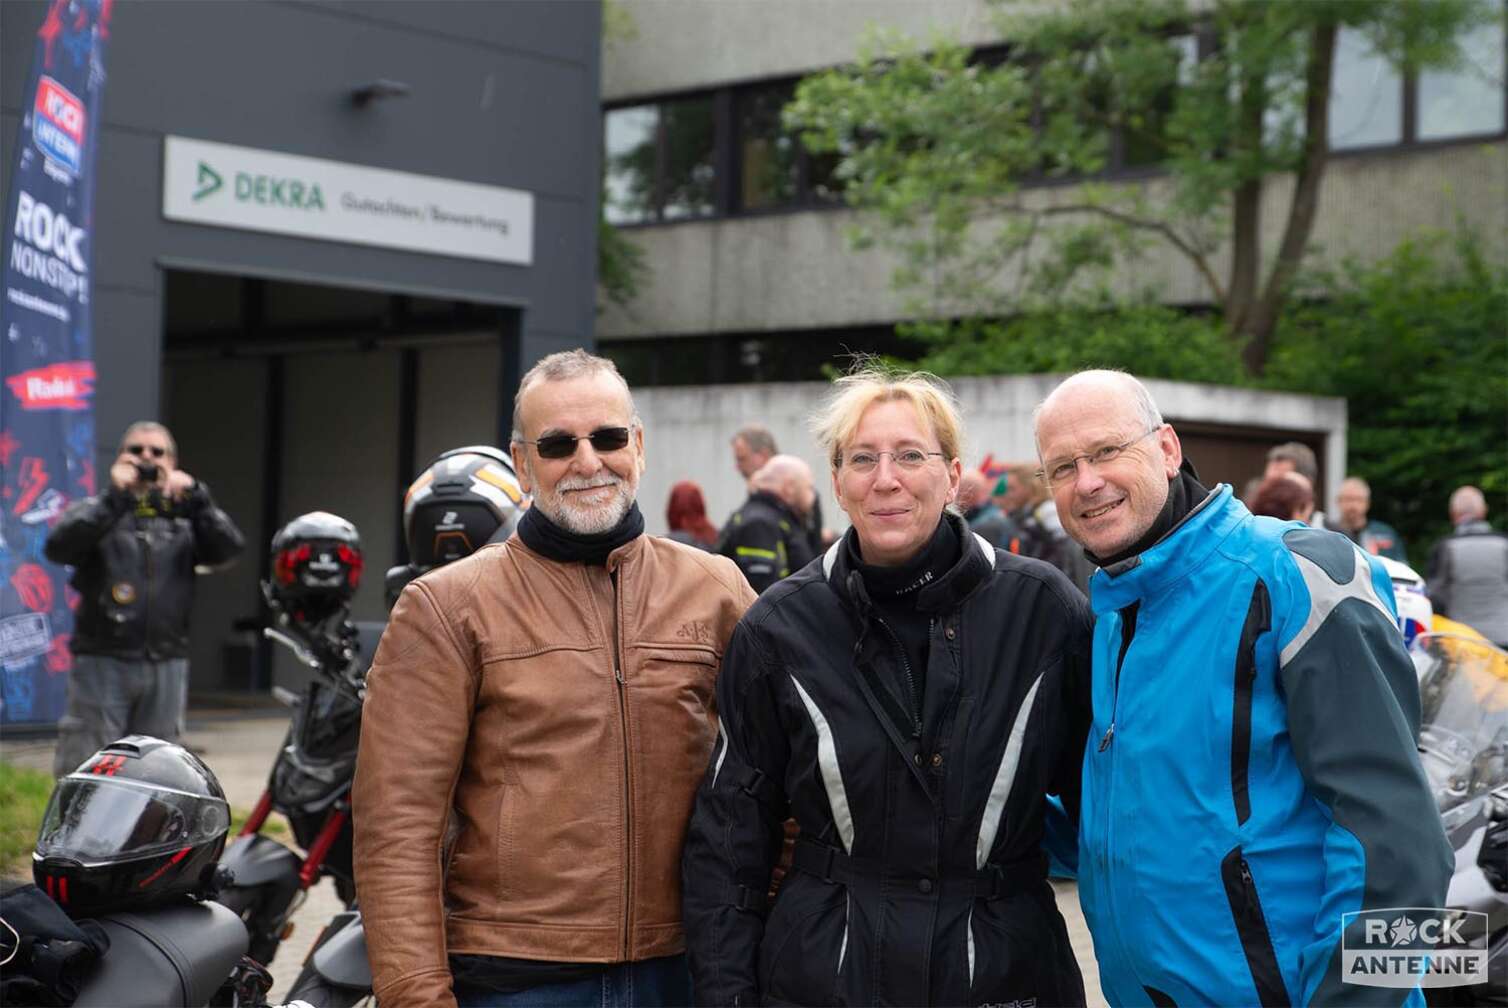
[717,490,817,594]
[44,483,244,660]
[683,512,1093,1007]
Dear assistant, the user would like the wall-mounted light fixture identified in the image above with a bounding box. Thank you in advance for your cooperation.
[350,79,412,107]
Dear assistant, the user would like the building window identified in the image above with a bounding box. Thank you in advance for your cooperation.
[1418,9,1506,141]
[661,96,717,219]
[604,12,1504,226]
[1329,27,1405,149]
[604,97,716,224]
[1120,35,1200,169]
[738,84,799,210]
[604,105,657,224]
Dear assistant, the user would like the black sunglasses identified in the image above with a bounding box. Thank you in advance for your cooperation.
[125,444,168,459]
[520,426,631,460]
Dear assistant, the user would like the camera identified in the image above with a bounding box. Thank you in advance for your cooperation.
[135,461,160,483]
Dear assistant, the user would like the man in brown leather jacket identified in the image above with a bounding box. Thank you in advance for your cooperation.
[353,350,756,1008]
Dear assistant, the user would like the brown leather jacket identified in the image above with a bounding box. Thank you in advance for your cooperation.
[352,532,756,1006]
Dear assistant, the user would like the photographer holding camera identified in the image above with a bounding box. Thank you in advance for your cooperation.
[44,421,244,776]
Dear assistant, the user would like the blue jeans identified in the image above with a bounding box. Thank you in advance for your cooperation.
[452,954,691,1008]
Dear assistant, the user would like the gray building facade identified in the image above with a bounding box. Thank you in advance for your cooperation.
[1,0,601,696]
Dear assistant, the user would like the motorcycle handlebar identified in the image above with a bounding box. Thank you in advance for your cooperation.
[262,626,366,702]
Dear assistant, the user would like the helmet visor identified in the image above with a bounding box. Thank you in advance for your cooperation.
[36,776,230,862]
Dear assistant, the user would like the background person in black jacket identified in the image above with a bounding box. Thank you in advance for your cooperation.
[717,454,818,593]
[684,368,1092,1007]
[44,421,244,775]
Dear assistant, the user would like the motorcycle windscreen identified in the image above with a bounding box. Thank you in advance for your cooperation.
[36,776,230,861]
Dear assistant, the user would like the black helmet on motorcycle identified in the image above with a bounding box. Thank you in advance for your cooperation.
[402,445,524,571]
[269,511,363,623]
[34,735,231,917]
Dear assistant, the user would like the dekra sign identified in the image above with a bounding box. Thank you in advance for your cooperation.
[200,164,326,211]
[235,170,325,210]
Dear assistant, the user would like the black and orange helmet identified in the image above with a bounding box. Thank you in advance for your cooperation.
[401,446,523,572]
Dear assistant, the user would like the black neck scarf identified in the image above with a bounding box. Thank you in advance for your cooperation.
[517,502,645,566]
[1091,459,1208,569]
[849,514,961,599]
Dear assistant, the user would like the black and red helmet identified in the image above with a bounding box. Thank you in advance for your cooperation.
[269,511,363,623]
[402,446,524,571]
[34,735,230,917]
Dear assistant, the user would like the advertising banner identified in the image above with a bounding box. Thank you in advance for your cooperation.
[0,0,113,726]
[162,135,535,265]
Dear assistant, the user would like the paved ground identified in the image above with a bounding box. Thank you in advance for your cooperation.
[6,712,1106,1005]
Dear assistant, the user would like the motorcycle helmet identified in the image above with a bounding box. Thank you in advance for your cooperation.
[34,735,230,917]
[402,445,524,571]
[269,511,363,623]
[1378,555,1433,649]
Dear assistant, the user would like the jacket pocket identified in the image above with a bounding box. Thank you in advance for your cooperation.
[494,782,515,905]
[758,878,847,1006]
[1231,581,1269,826]
[1219,846,1289,1008]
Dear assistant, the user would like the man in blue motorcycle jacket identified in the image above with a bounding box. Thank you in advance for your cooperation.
[1034,370,1450,1006]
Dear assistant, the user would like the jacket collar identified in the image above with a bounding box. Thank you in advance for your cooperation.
[822,511,996,617]
[1088,483,1245,615]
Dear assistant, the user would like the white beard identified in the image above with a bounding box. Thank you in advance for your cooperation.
[532,468,635,535]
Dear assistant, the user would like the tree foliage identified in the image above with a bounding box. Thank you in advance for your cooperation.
[1264,228,1508,565]
[784,0,1492,372]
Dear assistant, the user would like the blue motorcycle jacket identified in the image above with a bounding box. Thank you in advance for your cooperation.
[1078,484,1451,1006]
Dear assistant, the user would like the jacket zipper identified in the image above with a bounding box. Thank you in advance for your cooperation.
[1101,602,1139,990]
[610,571,633,960]
[1099,603,1138,751]
[876,616,922,740]
[1220,847,1290,1006]
[1231,651,1257,826]
[1232,582,1269,827]
[141,527,153,658]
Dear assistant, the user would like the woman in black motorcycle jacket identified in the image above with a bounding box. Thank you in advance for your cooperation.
[683,369,1093,1007]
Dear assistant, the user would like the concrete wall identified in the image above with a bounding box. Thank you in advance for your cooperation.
[603,0,1002,99]
[600,140,1508,339]
[633,375,1346,541]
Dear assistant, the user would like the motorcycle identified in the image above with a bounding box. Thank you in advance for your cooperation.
[279,906,374,1006]
[215,588,376,972]
[1415,632,1508,1005]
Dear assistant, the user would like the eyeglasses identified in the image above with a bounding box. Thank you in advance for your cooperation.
[518,426,632,460]
[125,444,168,459]
[841,448,945,474]
[1038,426,1161,487]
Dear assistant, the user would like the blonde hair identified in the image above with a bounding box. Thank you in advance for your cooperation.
[811,366,964,470]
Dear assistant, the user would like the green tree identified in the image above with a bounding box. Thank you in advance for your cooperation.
[785,0,1493,373]
[1265,228,1508,565]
